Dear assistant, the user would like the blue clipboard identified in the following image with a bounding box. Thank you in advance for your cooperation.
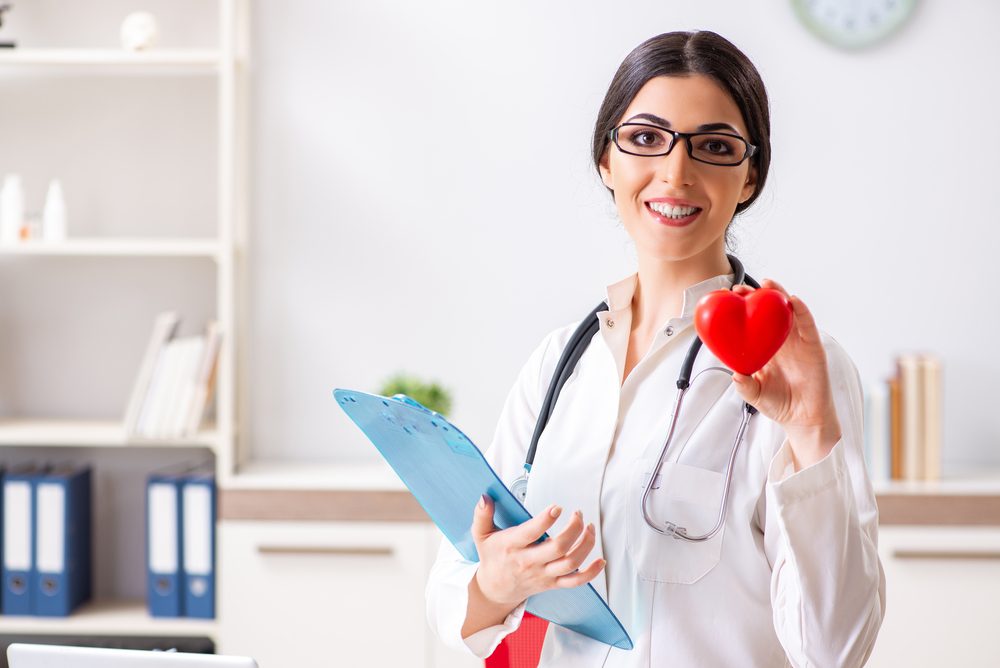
[334,388,632,651]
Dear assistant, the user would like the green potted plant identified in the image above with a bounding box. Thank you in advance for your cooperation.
[378,373,453,417]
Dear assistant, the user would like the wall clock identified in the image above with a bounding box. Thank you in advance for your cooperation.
[791,0,919,49]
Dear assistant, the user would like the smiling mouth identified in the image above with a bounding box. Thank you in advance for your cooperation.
[645,202,702,226]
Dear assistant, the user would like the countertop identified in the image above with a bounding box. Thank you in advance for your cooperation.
[219,459,1000,525]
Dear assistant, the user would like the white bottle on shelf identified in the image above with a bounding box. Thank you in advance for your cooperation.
[0,174,25,244]
[42,179,68,242]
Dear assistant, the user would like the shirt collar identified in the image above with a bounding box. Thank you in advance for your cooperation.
[603,271,736,320]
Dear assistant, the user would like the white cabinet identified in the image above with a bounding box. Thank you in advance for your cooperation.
[867,526,1000,667]
[217,520,480,668]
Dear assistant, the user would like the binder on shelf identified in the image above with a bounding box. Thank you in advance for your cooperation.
[3,465,43,615]
[146,470,184,618]
[33,465,93,617]
[181,470,216,619]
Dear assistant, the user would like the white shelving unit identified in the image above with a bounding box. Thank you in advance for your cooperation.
[0,49,222,69]
[0,0,249,643]
[0,600,218,637]
[0,0,247,478]
[0,238,222,258]
[0,419,219,448]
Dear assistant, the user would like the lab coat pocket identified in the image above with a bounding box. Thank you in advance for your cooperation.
[625,457,726,584]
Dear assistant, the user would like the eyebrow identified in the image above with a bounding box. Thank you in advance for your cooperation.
[625,113,740,134]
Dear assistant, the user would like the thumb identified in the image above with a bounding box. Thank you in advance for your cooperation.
[732,371,762,405]
[470,493,497,543]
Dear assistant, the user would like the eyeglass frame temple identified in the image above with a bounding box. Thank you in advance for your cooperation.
[607,124,757,164]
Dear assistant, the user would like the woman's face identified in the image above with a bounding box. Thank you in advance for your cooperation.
[599,74,758,264]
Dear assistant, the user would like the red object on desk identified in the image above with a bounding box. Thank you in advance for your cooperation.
[484,612,548,668]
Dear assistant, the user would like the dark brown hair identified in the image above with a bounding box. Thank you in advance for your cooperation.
[592,31,771,243]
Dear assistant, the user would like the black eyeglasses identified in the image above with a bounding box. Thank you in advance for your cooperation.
[608,122,757,166]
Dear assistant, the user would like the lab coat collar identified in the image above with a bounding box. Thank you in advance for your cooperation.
[603,271,737,320]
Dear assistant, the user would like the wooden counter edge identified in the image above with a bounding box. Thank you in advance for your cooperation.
[876,493,1000,526]
[219,488,430,522]
[220,488,1000,525]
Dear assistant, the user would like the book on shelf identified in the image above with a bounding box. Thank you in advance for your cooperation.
[920,355,942,481]
[123,312,179,434]
[898,354,924,480]
[864,352,942,482]
[862,382,889,483]
[888,375,902,480]
[186,321,221,436]
[124,314,222,441]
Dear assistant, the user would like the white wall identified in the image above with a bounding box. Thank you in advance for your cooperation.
[248,0,1000,471]
[2,1,997,473]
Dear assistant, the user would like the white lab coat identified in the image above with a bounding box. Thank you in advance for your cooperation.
[426,271,885,667]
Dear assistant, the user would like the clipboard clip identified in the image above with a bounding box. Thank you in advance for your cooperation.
[390,394,436,415]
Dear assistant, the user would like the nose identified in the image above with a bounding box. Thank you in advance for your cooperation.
[656,136,696,186]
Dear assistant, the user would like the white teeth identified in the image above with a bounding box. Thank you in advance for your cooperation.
[649,202,700,218]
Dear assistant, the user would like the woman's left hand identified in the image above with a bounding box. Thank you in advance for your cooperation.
[730,279,842,471]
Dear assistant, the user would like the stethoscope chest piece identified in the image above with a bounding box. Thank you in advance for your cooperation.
[510,475,529,504]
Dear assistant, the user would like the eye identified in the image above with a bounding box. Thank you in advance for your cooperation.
[622,126,667,150]
[701,139,734,154]
[634,131,660,146]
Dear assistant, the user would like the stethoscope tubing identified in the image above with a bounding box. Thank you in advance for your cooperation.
[641,366,756,541]
[513,254,761,542]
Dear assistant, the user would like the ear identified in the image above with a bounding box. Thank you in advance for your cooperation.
[599,146,614,190]
[738,165,758,204]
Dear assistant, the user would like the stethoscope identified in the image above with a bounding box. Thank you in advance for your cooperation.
[511,254,760,541]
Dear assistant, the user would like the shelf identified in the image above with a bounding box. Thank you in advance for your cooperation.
[0,238,221,259]
[0,419,218,449]
[0,49,224,71]
[0,599,216,636]
[227,458,407,491]
[874,474,1000,496]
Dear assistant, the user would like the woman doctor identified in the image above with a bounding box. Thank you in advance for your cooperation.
[426,30,885,667]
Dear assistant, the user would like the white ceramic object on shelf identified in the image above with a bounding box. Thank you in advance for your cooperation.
[42,179,67,241]
[0,174,24,244]
[120,12,159,52]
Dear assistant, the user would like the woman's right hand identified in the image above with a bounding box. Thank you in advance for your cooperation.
[470,493,606,608]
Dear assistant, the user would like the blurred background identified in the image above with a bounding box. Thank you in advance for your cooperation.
[0,1,997,667]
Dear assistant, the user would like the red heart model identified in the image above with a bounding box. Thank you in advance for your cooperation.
[694,287,793,376]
